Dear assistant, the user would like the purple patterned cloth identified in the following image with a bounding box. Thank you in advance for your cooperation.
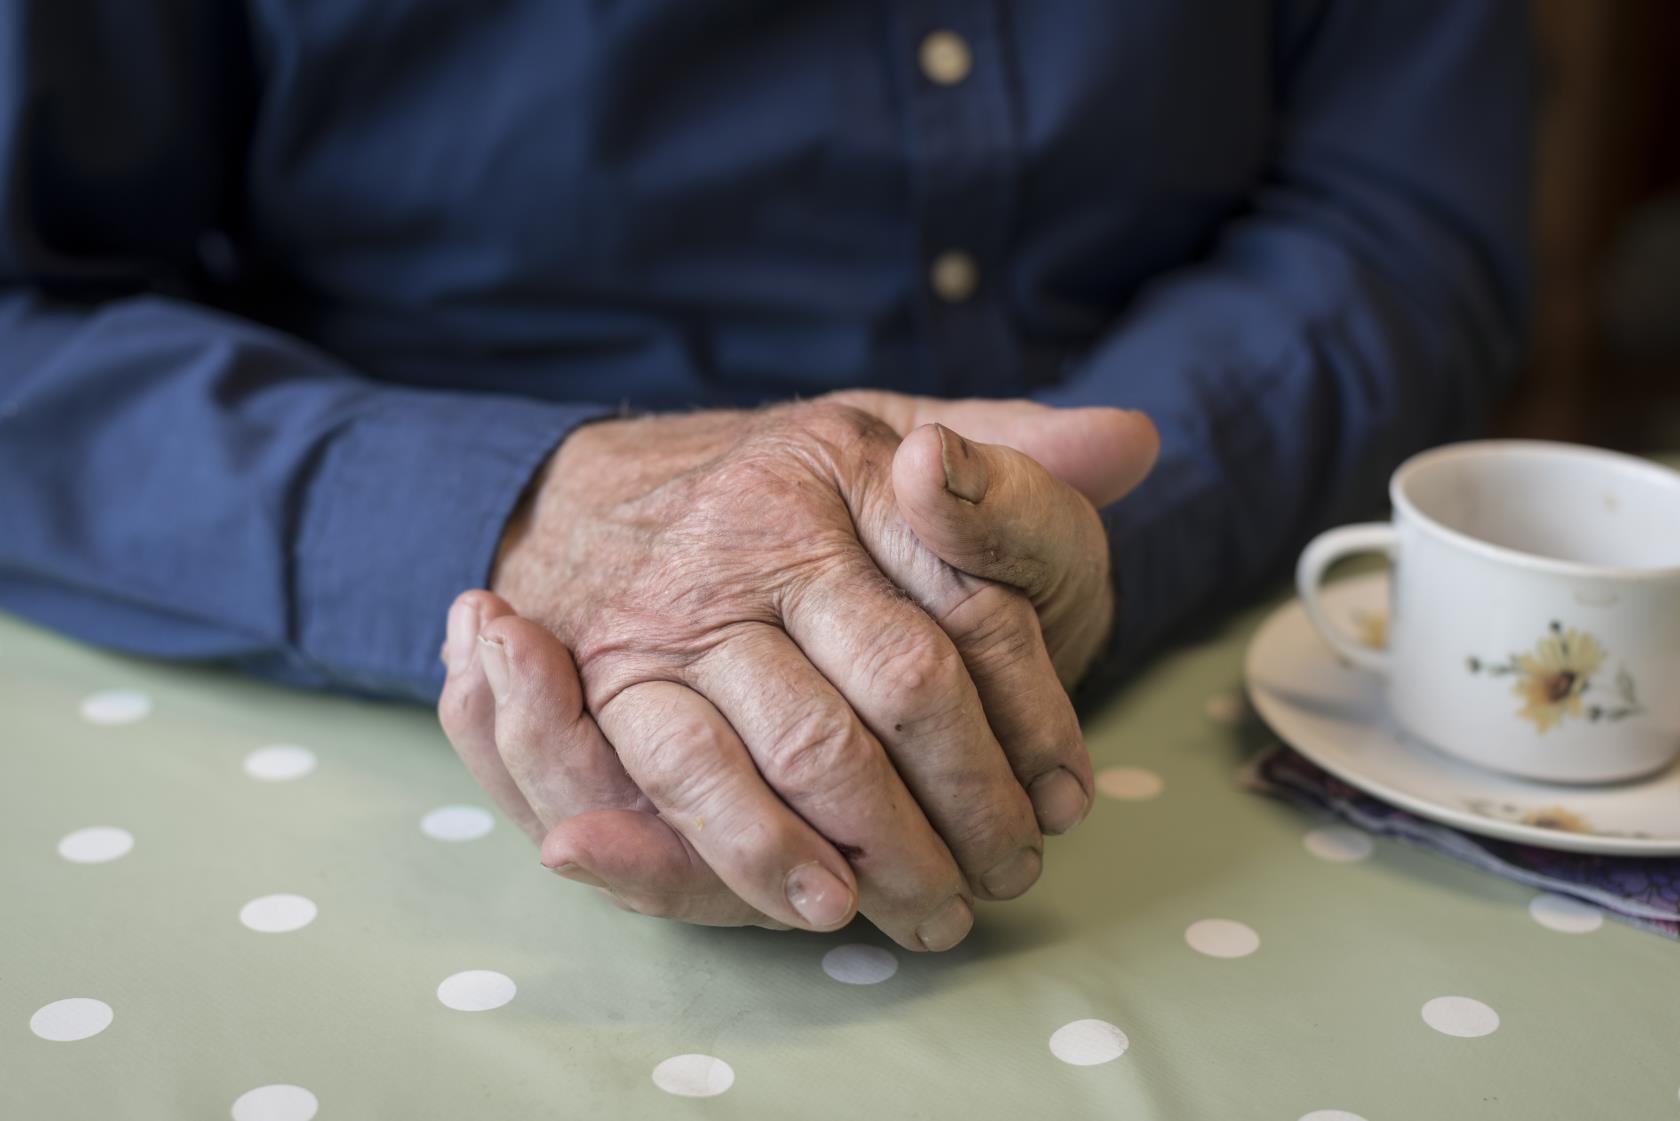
[1243,745,1680,940]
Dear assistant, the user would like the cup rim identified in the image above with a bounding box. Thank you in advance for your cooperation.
[1390,439,1680,581]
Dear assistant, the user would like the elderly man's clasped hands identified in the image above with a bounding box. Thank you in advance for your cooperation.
[436,392,1158,951]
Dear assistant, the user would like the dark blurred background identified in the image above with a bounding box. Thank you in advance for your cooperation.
[1507,0,1680,450]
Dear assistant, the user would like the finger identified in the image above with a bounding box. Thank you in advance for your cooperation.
[471,610,773,927]
[810,409,1093,837]
[892,422,1118,683]
[436,591,542,841]
[541,811,785,929]
[687,625,976,951]
[598,680,861,933]
[780,564,1044,902]
[933,582,1093,835]
[847,426,1095,832]
[476,614,650,821]
[823,390,1159,508]
[443,600,776,929]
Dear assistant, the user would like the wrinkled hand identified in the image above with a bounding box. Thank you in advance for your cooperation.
[437,394,1157,948]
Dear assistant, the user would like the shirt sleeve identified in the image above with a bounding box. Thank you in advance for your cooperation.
[1035,0,1534,687]
[0,3,604,701]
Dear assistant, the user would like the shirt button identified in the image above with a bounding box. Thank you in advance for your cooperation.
[929,251,979,302]
[918,30,972,86]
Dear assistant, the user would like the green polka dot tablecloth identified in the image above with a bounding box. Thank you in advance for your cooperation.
[4,596,1676,1121]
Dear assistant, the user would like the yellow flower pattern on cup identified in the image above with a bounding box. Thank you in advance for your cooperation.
[1467,622,1645,734]
[1513,627,1603,732]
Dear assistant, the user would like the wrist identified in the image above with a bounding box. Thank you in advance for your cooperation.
[490,413,627,595]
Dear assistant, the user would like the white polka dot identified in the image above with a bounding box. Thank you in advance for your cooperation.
[57,826,133,864]
[436,970,516,1011]
[79,690,151,725]
[1421,995,1499,1038]
[1204,691,1247,726]
[420,805,494,842]
[231,1084,318,1121]
[29,997,112,1041]
[1528,893,1604,934]
[1096,766,1163,801]
[1299,1112,1369,1121]
[1185,918,1260,959]
[1048,1019,1129,1066]
[239,894,317,934]
[652,1054,735,1097]
[1303,826,1374,864]
[821,944,898,985]
[244,745,317,782]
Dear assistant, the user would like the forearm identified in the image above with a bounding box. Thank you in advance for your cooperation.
[0,290,605,699]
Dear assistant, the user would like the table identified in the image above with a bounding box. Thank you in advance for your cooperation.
[4,591,1676,1121]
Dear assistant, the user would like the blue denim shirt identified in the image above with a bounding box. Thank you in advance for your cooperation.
[0,1,1530,700]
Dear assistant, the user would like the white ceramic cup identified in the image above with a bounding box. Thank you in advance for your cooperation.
[1296,440,1680,783]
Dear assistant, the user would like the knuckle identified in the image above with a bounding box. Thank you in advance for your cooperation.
[709,811,796,877]
[944,791,1039,865]
[866,630,966,725]
[640,701,719,760]
[1038,710,1088,777]
[759,704,875,798]
[795,400,896,451]
[953,586,1044,672]
[633,711,737,809]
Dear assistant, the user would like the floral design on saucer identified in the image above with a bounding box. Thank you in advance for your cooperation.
[1466,621,1644,733]
[1464,798,1651,840]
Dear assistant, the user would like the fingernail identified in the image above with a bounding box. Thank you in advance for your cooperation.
[915,896,974,952]
[784,861,854,930]
[1030,768,1091,835]
[445,599,480,675]
[553,862,608,889]
[935,423,988,503]
[980,847,1042,899]
[477,634,510,704]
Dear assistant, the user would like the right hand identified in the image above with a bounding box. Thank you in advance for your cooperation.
[449,398,1155,949]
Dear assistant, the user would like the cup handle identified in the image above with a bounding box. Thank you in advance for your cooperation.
[1295,523,1396,675]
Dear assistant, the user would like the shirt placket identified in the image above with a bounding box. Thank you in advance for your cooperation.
[888,1,1022,398]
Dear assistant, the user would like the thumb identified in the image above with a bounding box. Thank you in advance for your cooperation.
[892,422,1119,683]
[891,422,1110,609]
[824,390,1159,508]
[1004,406,1159,509]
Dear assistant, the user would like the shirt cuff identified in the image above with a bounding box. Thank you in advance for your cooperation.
[292,387,611,701]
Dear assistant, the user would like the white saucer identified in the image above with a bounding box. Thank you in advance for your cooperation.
[1245,571,1680,856]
